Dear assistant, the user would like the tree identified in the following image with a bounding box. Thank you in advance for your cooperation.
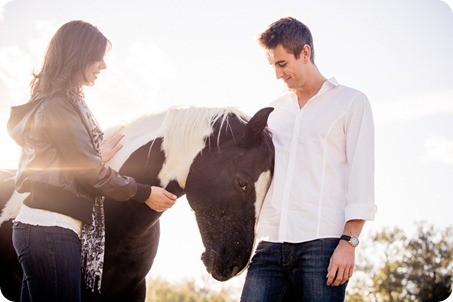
[347,222,453,302]
[404,223,452,302]
[373,226,409,301]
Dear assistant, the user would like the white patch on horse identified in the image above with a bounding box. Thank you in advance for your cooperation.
[0,191,27,227]
[235,170,272,277]
[254,170,272,221]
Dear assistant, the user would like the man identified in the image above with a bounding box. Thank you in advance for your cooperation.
[240,17,377,301]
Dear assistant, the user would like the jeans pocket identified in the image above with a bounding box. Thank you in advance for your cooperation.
[12,221,28,229]
[12,221,31,255]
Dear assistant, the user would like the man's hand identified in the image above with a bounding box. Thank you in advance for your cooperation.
[101,132,124,163]
[326,240,355,286]
[145,186,177,212]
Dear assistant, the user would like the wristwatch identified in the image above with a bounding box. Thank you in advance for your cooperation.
[340,235,359,247]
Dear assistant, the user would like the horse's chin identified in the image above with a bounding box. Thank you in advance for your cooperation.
[201,249,241,282]
[211,269,238,282]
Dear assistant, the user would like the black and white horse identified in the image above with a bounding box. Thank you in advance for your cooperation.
[0,106,274,301]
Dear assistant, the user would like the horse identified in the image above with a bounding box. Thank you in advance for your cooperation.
[0,106,274,301]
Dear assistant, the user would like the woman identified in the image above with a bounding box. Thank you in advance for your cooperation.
[7,20,177,302]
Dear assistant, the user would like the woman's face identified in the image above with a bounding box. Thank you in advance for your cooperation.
[84,58,107,86]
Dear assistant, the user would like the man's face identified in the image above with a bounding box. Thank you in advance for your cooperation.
[266,44,306,89]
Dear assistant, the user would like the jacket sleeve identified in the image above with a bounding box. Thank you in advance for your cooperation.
[40,98,150,203]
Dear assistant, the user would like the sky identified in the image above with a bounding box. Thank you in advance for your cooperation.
[1,0,453,299]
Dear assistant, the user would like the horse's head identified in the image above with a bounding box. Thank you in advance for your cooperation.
[185,107,274,281]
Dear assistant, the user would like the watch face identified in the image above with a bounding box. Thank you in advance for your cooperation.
[351,236,359,246]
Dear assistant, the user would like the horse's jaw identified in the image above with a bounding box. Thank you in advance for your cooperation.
[198,170,273,282]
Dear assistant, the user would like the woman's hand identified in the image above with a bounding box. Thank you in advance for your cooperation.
[145,186,177,212]
[101,132,124,163]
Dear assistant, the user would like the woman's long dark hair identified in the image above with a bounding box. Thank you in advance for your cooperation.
[30,20,111,100]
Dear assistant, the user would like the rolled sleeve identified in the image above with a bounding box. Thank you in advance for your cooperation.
[345,202,377,221]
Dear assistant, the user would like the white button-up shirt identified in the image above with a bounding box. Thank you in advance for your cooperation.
[258,78,377,243]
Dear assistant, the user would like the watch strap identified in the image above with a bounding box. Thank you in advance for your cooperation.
[340,235,352,241]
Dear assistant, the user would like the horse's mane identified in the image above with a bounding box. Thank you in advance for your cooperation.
[107,106,251,188]
[161,106,250,150]
[158,106,249,188]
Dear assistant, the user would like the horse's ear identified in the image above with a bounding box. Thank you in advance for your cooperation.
[240,107,274,147]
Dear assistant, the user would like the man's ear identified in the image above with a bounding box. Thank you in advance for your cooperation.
[300,44,311,62]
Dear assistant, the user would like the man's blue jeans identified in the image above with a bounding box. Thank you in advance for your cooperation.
[12,221,82,302]
[240,239,347,302]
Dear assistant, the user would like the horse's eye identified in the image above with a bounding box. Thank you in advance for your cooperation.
[235,176,250,193]
[239,179,247,191]
[235,174,252,193]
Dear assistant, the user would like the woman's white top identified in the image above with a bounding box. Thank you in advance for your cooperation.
[15,205,83,238]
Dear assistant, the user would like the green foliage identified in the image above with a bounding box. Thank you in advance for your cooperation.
[347,222,453,302]
[145,277,234,302]
[373,227,409,301]
[404,223,453,301]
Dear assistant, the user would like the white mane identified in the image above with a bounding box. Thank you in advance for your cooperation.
[106,106,249,188]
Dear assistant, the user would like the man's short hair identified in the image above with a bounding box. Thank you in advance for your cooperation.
[258,17,315,63]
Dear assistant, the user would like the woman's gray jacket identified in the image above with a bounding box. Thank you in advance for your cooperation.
[7,95,150,224]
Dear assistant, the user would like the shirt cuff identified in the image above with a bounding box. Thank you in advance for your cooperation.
[345,203,377,221]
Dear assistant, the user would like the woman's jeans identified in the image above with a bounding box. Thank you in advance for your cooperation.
[241,239,347,302]
[12,221,82,302]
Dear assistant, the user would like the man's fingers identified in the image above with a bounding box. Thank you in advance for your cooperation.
[327,266,354,286]
[326,263,336,286]
[332,268,345,286]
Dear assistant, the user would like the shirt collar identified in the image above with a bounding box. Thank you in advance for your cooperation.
[318,77,339,95]
[301,77,339,101]
[327,77,339,86]
[287,77,339,102]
